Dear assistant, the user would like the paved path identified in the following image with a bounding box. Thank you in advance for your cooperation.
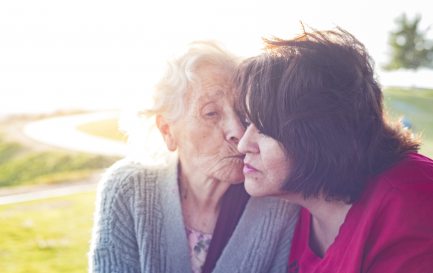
[0,111,126,205]
[23,111,128,157]
[0,175,99,206]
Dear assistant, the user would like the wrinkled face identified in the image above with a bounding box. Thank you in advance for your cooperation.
[237,123,291,196]
[171,65,245,184]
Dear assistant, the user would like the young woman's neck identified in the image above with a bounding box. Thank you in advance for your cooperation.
[284,193,352,257]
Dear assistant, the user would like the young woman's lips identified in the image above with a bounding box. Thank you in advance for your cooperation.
[243,163,258,174]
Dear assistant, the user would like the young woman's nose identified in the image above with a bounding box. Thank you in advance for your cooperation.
[237,124,256,154]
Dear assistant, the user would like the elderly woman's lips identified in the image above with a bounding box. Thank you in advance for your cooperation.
[227,154,245,159]
[243,163,258,174]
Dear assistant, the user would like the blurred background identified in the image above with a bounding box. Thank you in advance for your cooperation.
[1,0,432,272]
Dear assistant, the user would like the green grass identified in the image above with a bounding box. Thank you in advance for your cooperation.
[0,136,118,188]
[76,118,127,142]
[0,140,23,164]
[0,192,96,273]
[383,87,433,157]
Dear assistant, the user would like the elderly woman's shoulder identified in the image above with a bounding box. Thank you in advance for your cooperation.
[97,158,175,198]
[103,158,160,179]
[248,196,299,218]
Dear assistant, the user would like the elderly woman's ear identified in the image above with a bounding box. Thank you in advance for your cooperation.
[156,114,177,151]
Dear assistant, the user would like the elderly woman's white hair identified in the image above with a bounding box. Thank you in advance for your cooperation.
[147,40,239,122]
[120,40,239,164]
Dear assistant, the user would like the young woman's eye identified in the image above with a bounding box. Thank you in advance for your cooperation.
[241,117,251,128]
[252,124,264,135]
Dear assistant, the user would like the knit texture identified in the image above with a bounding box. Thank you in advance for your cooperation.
[88,159,299,273]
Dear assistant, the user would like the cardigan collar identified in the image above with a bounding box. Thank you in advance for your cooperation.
[159,158,193,273]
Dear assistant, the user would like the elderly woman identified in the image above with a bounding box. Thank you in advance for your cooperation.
[88,41,299,273]
[236,29,433,272]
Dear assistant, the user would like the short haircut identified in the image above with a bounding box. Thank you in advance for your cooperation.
[147,40,239,122]
[236,28,419,202]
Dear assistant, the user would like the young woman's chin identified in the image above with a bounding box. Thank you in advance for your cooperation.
[244,178,279,197]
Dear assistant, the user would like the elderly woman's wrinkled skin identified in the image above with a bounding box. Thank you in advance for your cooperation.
[157,64,245,233]
[175,65,244,184]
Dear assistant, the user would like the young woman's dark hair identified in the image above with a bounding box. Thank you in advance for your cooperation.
[236,28,420,203]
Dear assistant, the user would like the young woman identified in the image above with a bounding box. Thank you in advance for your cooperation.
[236,28,433,273]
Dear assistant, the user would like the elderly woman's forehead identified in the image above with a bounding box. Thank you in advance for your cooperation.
[184,84,233,108]
[192,71,233,93]
[198,88,226,100]
[189,85,229,101]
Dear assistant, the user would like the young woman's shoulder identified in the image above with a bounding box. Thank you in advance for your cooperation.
[379,152,433,191]
[358,153,433,273]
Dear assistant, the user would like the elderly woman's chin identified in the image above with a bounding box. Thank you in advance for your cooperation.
[222,170,244,185]
[207,157,245,184]
[215,160,245,185]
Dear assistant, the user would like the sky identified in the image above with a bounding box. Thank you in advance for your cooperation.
[1,0,432,115]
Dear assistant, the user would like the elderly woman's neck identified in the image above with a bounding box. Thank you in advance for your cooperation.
[178,171,230,209]
[178,171,231,233]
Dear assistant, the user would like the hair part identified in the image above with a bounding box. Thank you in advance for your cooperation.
[236,27,420,203]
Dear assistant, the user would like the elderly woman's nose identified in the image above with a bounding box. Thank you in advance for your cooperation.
[225,116,245,144]
[237,127,249,153]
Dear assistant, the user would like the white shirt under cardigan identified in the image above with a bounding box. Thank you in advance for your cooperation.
[88,158,299,273]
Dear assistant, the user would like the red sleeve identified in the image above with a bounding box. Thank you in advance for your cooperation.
[365,181,433,273]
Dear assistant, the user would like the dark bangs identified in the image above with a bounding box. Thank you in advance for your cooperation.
[236,55,286,140]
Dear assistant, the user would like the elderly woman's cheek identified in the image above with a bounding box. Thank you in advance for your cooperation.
[210,157,244,183]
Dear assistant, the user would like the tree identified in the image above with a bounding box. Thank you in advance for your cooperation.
[384,13,433,70]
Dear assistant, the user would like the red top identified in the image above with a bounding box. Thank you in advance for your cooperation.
[288,152,433,273]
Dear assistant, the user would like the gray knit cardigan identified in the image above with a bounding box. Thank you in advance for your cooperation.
[88,159,299,273]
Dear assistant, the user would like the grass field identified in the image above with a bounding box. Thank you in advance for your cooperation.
[383,87,433,157]
[0,137,118,188]
[0,192,95,273]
